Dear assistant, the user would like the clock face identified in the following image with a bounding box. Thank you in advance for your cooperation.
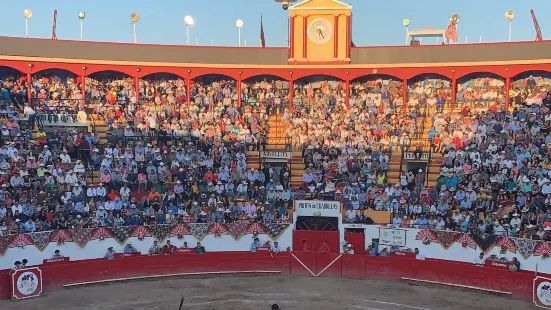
[307,18,333,44]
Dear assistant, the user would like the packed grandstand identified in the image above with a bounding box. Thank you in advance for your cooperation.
[1,67,550,242]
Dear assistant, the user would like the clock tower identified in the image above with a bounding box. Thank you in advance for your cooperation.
[288,0,352,64]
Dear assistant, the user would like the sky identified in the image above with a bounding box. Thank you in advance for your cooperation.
[2,0,551,47]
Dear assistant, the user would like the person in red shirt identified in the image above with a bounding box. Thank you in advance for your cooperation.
[319,241,330,254]
[162,240,177,254]
[302,239,311,254]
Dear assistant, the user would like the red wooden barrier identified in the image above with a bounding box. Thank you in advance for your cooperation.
[0,252,542,301]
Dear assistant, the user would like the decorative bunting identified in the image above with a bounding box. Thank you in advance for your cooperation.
[264,223,290,240]
[227,223,249,240]
[90,227,114,241]
[534,242,551,260]
[415,229,438,245]
[111,226,134,245]
[433,230,461,250]
[454,233,477,250]
[50,230,73,245]
[495,236,517,254]
[9,234,34,249]
[130,226,153,241]
[512,237,539,259]
[70,228,93,247]
[168,224,192,240]
[207,223,229,237]
[151,224,173,242]
[188,223,209,240]
[29,231,53,251]
[0,235,14,255]
[246,223,266,236]
[470,232,496,253]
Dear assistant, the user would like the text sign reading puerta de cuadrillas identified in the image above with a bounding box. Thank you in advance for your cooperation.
[295,200,341,217]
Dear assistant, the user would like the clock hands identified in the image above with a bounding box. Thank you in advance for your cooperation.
[317,28,325,39]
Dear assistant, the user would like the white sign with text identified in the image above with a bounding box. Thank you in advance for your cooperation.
[379,228,407,247]
[295,200,341,217]
[260,151,292,159]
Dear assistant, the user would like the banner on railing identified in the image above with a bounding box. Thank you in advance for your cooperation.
[403,152,430,161]
[294,200,341,217]
[260,151,292,159]
[534,276,551,309]
[379,228,407,247]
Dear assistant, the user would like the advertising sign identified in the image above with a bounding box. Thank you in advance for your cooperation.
[260,151,292,159]
[378,228,407,247]
[294,200,341,217]
[534,276,551,309]
[11,267,43,300]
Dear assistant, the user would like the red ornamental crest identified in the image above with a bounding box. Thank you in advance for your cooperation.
[49,230,72,245]
[462,241,467,248]
[130,226,153,241]
[245,223,266,236]
[177,233,184,240]
[415,229,437,246]
[91,227,113,241]
[495,236,516,254]
[534,242,551,260]
[168,224,192,239]
[207,223,229,237]
[9,234,34,249]
[454,233,477,250]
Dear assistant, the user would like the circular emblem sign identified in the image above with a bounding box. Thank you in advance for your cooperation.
[537,281,551,306]
[11,267,42,300]
[17,272,39,295]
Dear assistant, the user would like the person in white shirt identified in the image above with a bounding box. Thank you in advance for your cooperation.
[271,241,282,254]
[344,244,355,254]
[473,252,485,266]
[96,184,107,198]
[87,186,97,198]
[414,248,425,260]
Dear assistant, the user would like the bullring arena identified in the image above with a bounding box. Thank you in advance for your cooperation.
[2,0,551,309]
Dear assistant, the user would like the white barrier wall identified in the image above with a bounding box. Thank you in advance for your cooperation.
[356,225,551,274]
[0,229,293,270]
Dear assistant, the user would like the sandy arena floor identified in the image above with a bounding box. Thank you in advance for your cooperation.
[1,275,538,310]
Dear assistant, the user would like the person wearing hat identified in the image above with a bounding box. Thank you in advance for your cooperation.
[124,242,138,254]
[12,261,22,270]
[104,247,116,260]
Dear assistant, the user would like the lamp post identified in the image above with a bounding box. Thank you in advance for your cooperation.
[78,12,86,40]
[184,15,194,45]
[236,19,243,46]
[130,13,140,43]
[505,10,515,42]
[402,18,410,45]
[24,9,32,38]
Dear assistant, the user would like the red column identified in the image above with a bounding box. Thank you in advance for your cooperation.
[451,78,456,110]
[237,74,242,107]
[302,17,307,59]
[81,75,86,106]
[289,79,294,109]
[345,79,350,108]
[402,78,407,112]
[346,15,351,59]
[27,73,32,106]
[505,77,510,110]
[134,77,139,104]
[289,17,295,59]
[333,15,339,59]
[186,76,191,107]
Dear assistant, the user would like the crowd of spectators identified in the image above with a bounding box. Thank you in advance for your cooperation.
[2,70,551,244]
[456,76,506,110]
[0,74,292,236]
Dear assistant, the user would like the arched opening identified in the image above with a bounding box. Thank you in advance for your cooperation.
[242,75,290,115]
[407,73,452,115]
[86,70,134,107]
[30,69,85,125]
[138,72,187,106]
[511,71,551,107]
[190,74,235,107]
[350,74,404,109]
[456,72,505,109]
[190,74,264,150]
[0,66,27,108]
